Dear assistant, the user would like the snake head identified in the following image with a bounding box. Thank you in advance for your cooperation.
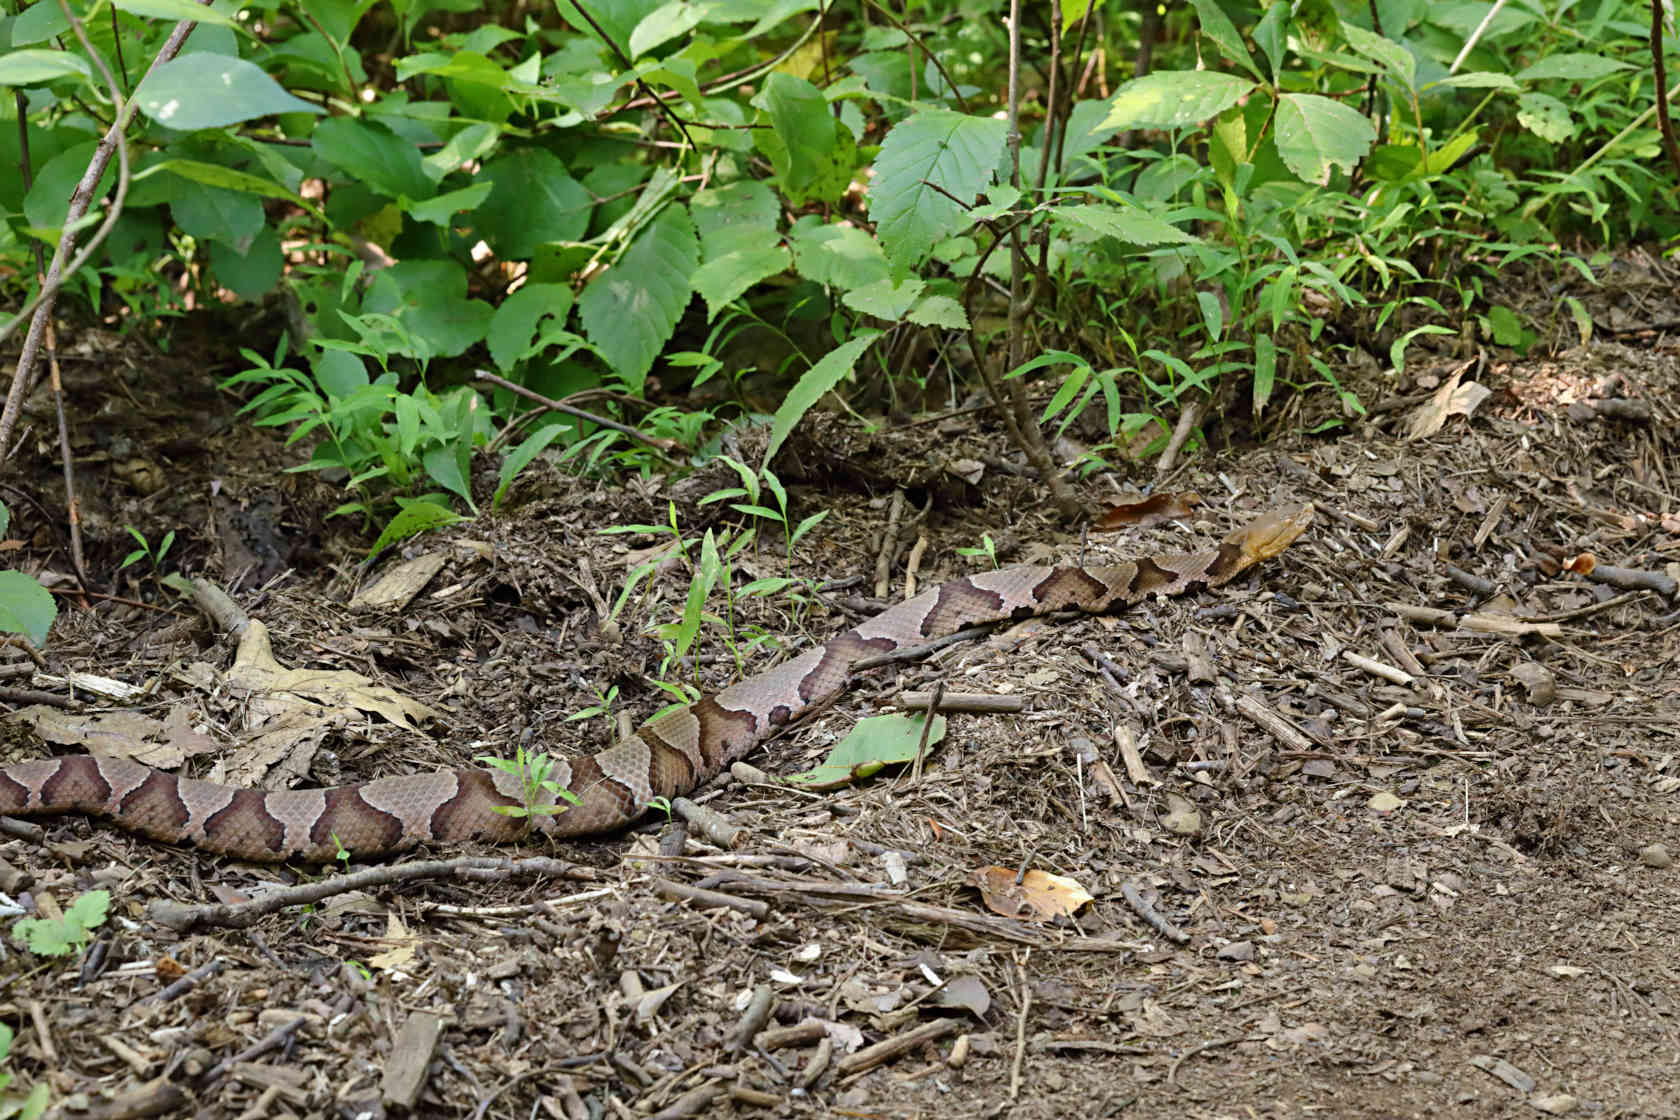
[1231,504,1316,565]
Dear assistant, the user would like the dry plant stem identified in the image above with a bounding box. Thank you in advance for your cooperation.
[836,1018,960,1078]
[1009,956,1030,1099]
[148,855,598,931]
[1587,562,1678,598]
[1155,395,1205,475]
[0,0,176,462]
[988,0,1082,521]
[908,680,943,785]
[1121,881,1189,943]
[189,576,250,638]
[651,877,768,919]
[895,690,1024,713]
[671,795,745,849]
[1649,0,1679,189]
[874,490,906,597]
[1168,1036,1244,1089]
[559,0,699,156]
[46,323,87,585]
[473,369,678,453]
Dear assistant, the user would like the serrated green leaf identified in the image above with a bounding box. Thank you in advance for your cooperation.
[362,260,495,359]
[1516,91,1573,142]
[906,294,969,329]
[488,283,576,370]
[577,205,699,391]
[788,218,889,290]
[1100,71,1255,132]
[1273,92,1376,186]
[691,179,781,259]
[312,117,433,201]
[842,276,925,320]
[0,571,55,648]
[1053,203,1195,246]
[693,244,792,319]
[472,148,593,258]
[1341,23,1415,90]
[136,55,320,130]
[1188,0,1261,80]
[868,109,1007,271]
[1517,52,1632,83]
[0,49,91,84]
[64,889,109,930]
[406,181,493,225]
[116,0,241,27]
[763,332,879,466]
[758,73,838,197]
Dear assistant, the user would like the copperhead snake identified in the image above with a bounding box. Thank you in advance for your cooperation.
[0,505,1312,861]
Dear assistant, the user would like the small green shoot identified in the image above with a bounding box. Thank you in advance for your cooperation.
[13,890,109,957]
[120,527,175,574]
[956,534,1000,569]
[477,745,582,819]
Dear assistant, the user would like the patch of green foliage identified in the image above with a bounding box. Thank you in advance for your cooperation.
[0,0,1663,549]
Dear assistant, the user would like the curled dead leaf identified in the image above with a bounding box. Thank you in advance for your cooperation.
[967,866,1093,922]
[1092,492,1202,531]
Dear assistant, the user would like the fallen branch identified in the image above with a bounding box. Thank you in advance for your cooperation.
[149,855,600,931]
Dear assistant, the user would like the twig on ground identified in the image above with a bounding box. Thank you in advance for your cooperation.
[651,877,769,919]
[909,681,944,786]
[836,1018,960,1079]
[189,577,250,638]
[1167,1036,1244,1088]
[671,796,744,849]
[1155,395,1205,476]
[1586,563,1677,598]
[1445,563,1497,597]
[1009,955,1031,1099]
[874,490,906,598]
[149,855,599,931]
[895,690,1024,713]
[851,625,993,671]
[473,369,678,454]
[726,985,775,1052]
[1121,881,1189,944]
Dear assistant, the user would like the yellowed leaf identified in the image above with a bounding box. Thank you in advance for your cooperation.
[967,866,1094,921]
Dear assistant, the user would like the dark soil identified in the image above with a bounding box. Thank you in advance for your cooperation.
[1,274,1678,1119]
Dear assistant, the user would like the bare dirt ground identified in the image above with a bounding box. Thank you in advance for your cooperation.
[1,262,1678,1118]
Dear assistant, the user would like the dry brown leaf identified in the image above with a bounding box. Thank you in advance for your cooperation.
[226,620,438,730]
[1092,491,1201,531]
[351,551,449,610]
[967,866,1094,922]
[1406,365,1491,440]
[10,704,221,770]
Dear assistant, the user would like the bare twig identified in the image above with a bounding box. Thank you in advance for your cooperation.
[149,855,599,931]
[474,369,678,454]
[1121,881,1189,944]
[0,0,184,460]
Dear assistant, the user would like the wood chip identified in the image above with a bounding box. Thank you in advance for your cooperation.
[381,1011,444,1109]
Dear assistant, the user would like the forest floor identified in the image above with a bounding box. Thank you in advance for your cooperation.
[1,256,1678,1118]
